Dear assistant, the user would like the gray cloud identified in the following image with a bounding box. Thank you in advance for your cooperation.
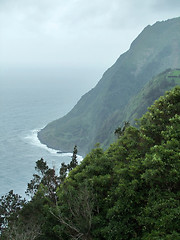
[153,0,180,10]
[0,0,180,72]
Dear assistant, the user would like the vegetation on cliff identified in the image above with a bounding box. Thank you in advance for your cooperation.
[38,17,180,155]
[1,86,180,240]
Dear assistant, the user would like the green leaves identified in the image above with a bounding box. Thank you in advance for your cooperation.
[0,190,25,233]
[2,86,180,239]
[140,86,180,145]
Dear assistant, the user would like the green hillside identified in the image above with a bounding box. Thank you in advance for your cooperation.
[96,68,180,148]
[2,87,180,239]
[38,17,180,155]
[124,68,180,123]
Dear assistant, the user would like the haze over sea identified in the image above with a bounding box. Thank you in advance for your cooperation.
[0,67,99,198]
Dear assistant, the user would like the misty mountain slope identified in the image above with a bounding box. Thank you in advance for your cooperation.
[96,68,180,148]
[38,17,180,155]
[123,68,180,124]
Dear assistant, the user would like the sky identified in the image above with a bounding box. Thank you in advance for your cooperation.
[0,0,180,91]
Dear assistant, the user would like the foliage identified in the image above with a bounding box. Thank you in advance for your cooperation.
[26,158,59,203]
[0,190,26,234]
[114,121,130,138]
[1,87,180,239]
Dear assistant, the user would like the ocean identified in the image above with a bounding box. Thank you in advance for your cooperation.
[0,68,91,198]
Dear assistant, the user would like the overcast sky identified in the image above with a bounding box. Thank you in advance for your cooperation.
[0,0,180,88]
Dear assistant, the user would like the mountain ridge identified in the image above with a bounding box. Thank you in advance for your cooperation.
[38,16,180,155]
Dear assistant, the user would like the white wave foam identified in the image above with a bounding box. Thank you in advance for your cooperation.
[24,128,83,161]
[24,129,57,154]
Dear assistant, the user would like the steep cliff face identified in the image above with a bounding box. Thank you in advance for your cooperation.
[96,68,180,148]
[38,17,180,155]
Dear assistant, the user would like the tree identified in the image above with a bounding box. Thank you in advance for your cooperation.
[1,217,42,240]
[59,162,68,183]
[68,145,78,171]
[2,87,180,239]
[0,190,25,234]
[114,121,130,138]
[26,158,60,203]
[53,183,94,240]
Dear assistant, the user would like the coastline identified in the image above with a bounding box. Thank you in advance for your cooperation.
[25,128,83,161]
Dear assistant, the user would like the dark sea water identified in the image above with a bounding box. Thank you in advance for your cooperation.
[0,69,89,198]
